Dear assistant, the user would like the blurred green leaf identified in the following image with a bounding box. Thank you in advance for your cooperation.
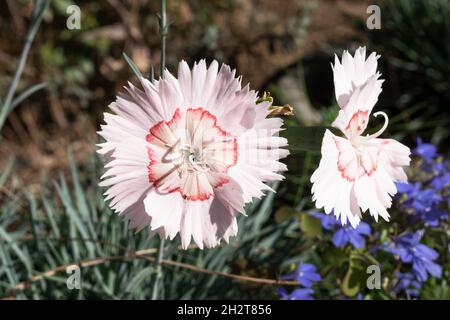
[274,206,296,224]
[299,213,322,238]
[282,126,337,153]
[323,247,347,267]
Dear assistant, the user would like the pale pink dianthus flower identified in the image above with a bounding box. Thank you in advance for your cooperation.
[98,60,289,249]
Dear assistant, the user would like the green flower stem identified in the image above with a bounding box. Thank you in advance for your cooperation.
[151,0,168,301]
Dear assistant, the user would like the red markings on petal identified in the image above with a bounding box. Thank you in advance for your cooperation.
[334,136,381,182]
[146,108,238,201]
[345,109,369,137]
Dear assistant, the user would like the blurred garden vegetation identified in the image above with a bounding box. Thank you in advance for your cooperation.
[0,0,449,299]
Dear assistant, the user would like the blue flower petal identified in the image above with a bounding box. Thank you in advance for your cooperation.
[332,229,347,248]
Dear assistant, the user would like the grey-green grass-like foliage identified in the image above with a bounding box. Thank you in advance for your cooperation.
[0,150,301,299]
[0,0,49,131]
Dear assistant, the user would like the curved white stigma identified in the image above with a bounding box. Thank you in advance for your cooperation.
[362,111,389,140]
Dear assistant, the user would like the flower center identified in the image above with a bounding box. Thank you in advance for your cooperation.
[335,111,390,182]
[334,138,380,182]
[146,108,238,200]
[178,144,208,173]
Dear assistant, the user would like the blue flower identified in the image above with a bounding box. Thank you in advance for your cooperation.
[278,287,314,300]
[280,263,321,288]
[396,182,441,212]
[396,181,448,227]
[413,138,437,161]
[392,272,421,298]
[396,181,420,196]
[432,172,450,191]
[419,208,448,227]
[332,223,371,249]
[278,262,321,300]
[314,212,337,230]
[383,231,442,282]
[315,213,371,249]
[431,160,447,176]
[412,138,449,177]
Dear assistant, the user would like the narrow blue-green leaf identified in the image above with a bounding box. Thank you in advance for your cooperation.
[149,65,155,83]
[0,245,18,286]
[122,52,143,79]
[125,266,154,295]
[42,197,61,239]
[0,226,32,275]
[53,178,95,258]
[68,149,89,219]
[68,149,101,255]
[26,191,44,252]
[0,157,14,189]
[9,82,46,111]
